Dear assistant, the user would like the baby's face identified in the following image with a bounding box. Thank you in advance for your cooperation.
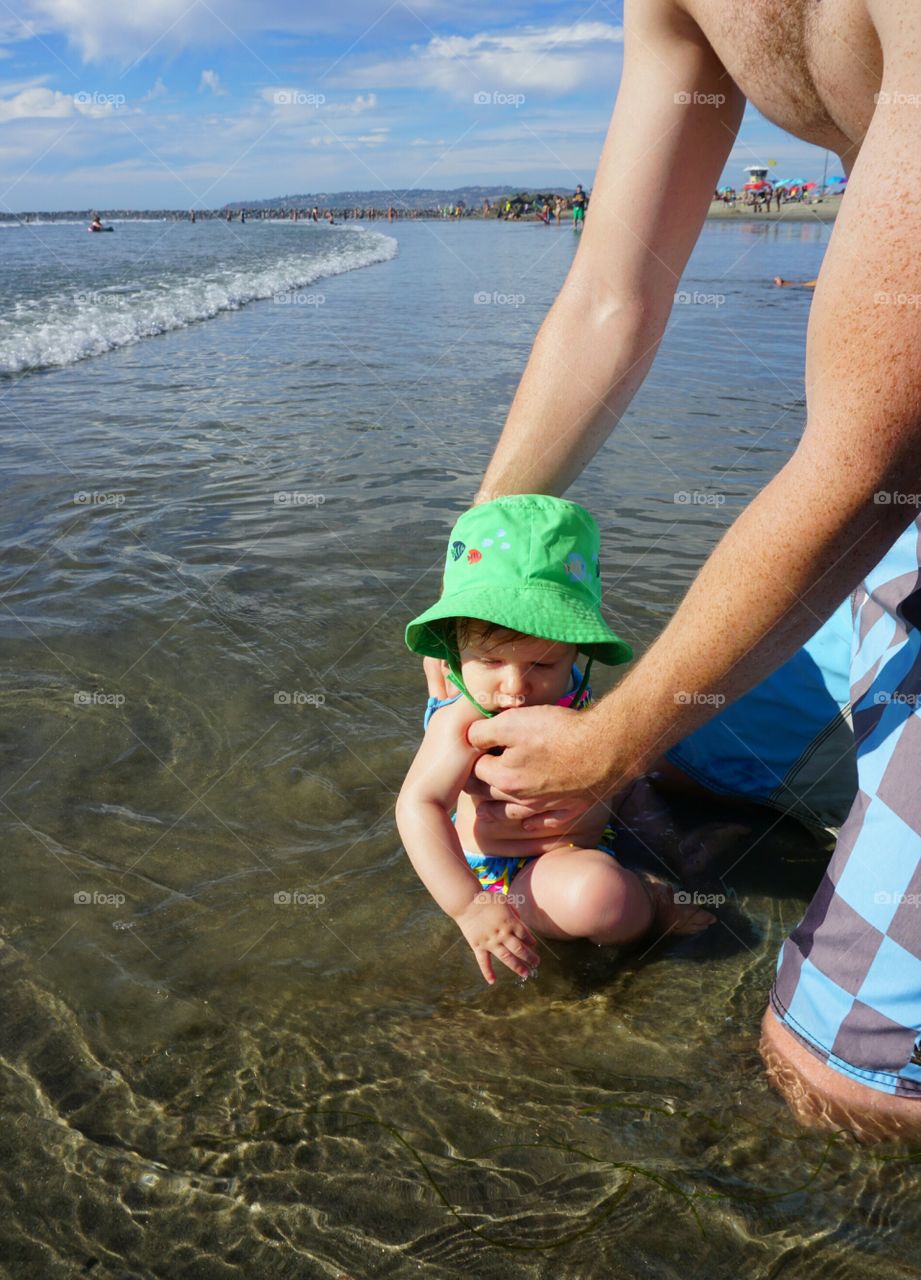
[452,623,577,712]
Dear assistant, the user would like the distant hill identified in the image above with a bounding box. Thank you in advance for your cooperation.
[225,186,572,211]
[1,185,578,222]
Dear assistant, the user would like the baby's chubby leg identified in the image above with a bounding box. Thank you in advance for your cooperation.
[511,848,715,946]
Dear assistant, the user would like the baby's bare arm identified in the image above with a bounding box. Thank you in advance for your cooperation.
[395,697,488,919]
[396,698,541,982]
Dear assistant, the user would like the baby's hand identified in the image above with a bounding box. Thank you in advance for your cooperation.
[454,893,541,984]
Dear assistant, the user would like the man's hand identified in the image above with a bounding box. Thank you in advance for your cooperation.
[465,705,616,841]
[454,892,541,984]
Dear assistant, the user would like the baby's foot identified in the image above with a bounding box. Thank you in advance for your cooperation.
[636,872,717,937]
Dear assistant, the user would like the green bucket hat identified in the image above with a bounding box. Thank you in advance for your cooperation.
[405,495,633,716]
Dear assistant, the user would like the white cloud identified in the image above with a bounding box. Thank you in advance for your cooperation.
[18,0,510,63]
[326,92,377,115]
[142,76,168,101]
[346,22,624,97]
[0,85,73,121]
[199,69,224,95]
[307,127,389,147]
[0,79,139,124]
[259,88,377,114]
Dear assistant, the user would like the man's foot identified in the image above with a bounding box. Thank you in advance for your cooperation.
[613,774,752,882]
[677,821,752,878]
[635,871,717,937]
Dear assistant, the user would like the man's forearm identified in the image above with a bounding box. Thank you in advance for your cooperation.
[591,439,919,791]
[475,282,669,503]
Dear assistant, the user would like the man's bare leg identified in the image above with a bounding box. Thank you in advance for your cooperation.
[760,1008,921,1143]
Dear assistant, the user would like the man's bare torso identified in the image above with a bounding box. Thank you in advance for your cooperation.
[679,0,882,165]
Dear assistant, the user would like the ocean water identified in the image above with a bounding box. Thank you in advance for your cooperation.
[4,214,916,1279]
[0,220,397,373]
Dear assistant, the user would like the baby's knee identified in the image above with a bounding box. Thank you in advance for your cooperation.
[564,857,649,939]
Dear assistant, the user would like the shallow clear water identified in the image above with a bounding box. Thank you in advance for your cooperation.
[4,216,916,1279]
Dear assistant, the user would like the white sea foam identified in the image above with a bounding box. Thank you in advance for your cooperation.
[0,228,397,375]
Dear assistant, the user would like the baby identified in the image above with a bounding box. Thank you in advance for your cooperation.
[396,495,714,984]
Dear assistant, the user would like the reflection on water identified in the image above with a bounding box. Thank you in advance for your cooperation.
[4,219,919,1278]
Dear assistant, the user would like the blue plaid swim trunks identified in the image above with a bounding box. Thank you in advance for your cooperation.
[666,594,856,836]
[770,518,921,1095]
[672,517,921,1096]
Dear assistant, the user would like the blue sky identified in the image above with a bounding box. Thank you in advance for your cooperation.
[0,0,834,211]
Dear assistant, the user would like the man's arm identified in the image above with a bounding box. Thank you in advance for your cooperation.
[475,0,745,503]
[470,0,921,804]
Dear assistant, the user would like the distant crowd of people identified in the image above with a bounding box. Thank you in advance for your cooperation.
[207,190,591,224]
[713,183,827,214]
[206,206,417,224]
[482,185,589,224]
[13,189,593,228]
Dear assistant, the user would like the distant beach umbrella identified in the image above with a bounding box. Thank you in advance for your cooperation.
[803,182,818,190]
[828,175,848,184]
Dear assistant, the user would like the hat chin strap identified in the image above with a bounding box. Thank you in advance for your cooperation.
[445,656,497,718]
[569,655,594,707]
[445,652,595,718]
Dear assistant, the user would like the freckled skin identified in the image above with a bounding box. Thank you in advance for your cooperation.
[467,0,921,1137]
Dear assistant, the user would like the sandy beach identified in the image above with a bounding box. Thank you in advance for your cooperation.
[706,198,840,222]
